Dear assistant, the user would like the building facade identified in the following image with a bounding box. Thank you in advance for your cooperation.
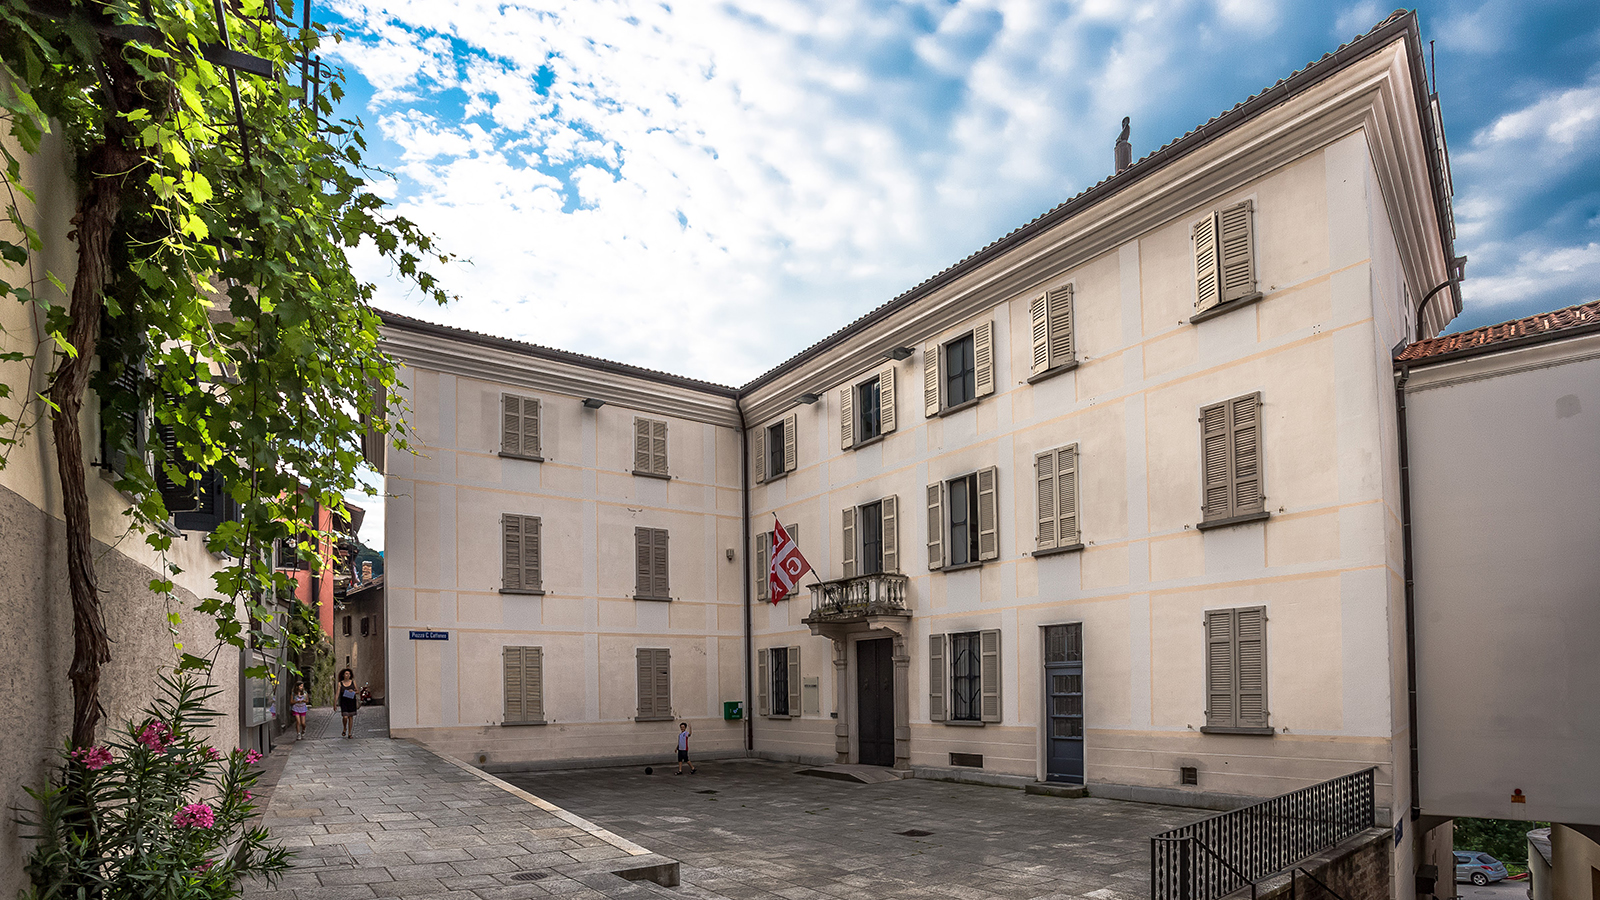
[380,13,1462,899]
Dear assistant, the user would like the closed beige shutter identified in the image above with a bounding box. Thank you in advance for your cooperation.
[1218,200,1256,302]
[782,414,797,473]
[635,527,652,597]
[522,396,541,458]
[651,419,668,475]
[503,514,522,591]
[522,515,542,592]
[1056,445,1079,547]
[652,528,670,599]
[634,418,651,472]
[923,341,941,417]
[1235,606,1267,727]
[504,646,525,723]
[754,424,766,483]
[636,648,655,719]
[1205,609,1235,727]
[362,375,388,472]
[979,628,1001,723]
[1035,449,1057,551]
[502,394,522,457]
[787,646,802,717]
[974,321,995,398]
[976,465,999,561]
[839,386,854,449]
[880,495,899,573]
[928,633,946,721]
[925,482,944,570]
[1230,393,1263,515]
[757,647,769,715]
[1201,400,1231,520]
[653,649,672,718]
[841,506,857,579]
[755,532,769,601]
[525,646,544,722]
[1194,211,1221,312]
[1048,285,1074,369]
[877,365,896,434]
[1030,292,1050,376]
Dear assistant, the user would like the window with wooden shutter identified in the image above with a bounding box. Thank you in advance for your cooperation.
[782,414,797,473]
[1036,445,1080,552]
[1035,449,1057,550]
[976,466,999,561]
[156,419,200,512]
[634,417,668,476]
[926,482,944,570]
[1194,200,1257,315]
[635,527,669,599]
[754,422,766,483]
[839,385,854,449]
[1199,393,1266,526]
[1203,607,1269,732]
[757,646,769,715]
[98,338,147,477]
[880,495,898,574]
[501,393,542,460]
[502,514,543,594]
[877,364,896,434]
[503,646,544,724]
[923,340,941,417]
[979,628,1002,723]
[636,648,671,720]
[928,634,946,721]
[360,375,388,472]
[1029,285,1075,376]
[755,531,769,601]
[974,321,995,398]
[787,646,802,718]
[841,506,857,578]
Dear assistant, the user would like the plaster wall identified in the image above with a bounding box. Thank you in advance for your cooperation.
[1550,827,1600,900]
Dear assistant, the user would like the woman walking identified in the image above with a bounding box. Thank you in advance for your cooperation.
[337,668,360,738]
[290,682,310,738]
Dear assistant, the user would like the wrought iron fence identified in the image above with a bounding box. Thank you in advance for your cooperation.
[1150,767,1376,900]
[804,572,909,621]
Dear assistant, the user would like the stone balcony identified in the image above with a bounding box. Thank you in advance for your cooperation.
[802,572,911,633]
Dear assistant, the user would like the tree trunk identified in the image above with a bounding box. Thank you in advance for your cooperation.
[52,137,139,749]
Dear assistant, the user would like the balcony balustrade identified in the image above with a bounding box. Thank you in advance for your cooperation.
[803,572,911,624]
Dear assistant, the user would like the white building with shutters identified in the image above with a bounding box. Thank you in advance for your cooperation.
[377,13,1463,898]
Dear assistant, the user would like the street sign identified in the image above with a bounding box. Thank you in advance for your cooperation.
[409,630,449,641]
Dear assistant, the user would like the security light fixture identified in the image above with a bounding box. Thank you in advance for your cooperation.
[796,393,820,405]
[886,347,914,361]
[582,398,605,409]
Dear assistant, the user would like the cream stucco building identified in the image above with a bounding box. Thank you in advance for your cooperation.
[378,12,1467,900]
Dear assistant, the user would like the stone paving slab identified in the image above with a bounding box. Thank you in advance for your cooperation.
[508,759,1209,900]
[243,708,679,899]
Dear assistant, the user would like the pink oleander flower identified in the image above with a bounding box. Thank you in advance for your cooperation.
[243,749,262,764]
[203,746,220,761]
[71,746,114,770]
[138,721,175,753]
[243,789,254,801]
[173,803,215,829]
[196,859,214,873]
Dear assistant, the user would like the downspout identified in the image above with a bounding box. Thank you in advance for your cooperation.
[738,399,753,754]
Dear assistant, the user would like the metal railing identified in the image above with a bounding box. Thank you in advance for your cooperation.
[804,572,910,622]
[1150,767,1376,900]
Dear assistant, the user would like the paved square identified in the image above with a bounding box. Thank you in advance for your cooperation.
[507,761,1206,900]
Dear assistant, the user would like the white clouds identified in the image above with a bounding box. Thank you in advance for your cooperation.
[1334,1,1384,40]
[1460,242,1600,309]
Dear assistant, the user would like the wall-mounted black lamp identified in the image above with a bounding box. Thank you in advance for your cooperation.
[582,398,605,409]
[795,393,819,405]
[885,347,914,361]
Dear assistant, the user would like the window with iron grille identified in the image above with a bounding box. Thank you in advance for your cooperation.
[770,648,789,717]
[1044,623,1083,664]
[950,632,982,721]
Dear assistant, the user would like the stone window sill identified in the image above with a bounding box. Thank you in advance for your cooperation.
[760,470,788,484]
[933,397,981,419]
[502,720,547,727]
[848,432,887,451]
[1030,543,1085,558]
[941,719,986,727]
[499,451,545,463]
[499,588,546,596]
[1189,292,1264,324]
[1196,510,1270,532]
[635,716,675,723]
[1025,360,1080,385]
[1199,725,1274,736]
[635,594,672,602]
[938,560,985,573]
[632,470,671,481]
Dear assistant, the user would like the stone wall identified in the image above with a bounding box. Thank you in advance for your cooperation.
[1255,828,1393,900]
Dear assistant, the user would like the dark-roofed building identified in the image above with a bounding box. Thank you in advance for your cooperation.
[371,12,1478,899]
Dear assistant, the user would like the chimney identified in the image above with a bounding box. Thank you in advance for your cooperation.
[362,561,373,581]
[1115,117,1132,174]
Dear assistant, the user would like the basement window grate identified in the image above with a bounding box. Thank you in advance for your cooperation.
[510,872,549,882]
[949,752,983,768]
[897,829,934,837]
[696,789,718,794]
[1180,766,1198,786]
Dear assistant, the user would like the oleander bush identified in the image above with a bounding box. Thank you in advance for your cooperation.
[18,675,290,899]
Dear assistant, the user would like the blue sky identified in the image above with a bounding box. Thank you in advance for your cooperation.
[323,1,1600,546]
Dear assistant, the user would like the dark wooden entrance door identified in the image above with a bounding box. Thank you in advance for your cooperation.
[857,638,895,767]
[1044,623,1084,784]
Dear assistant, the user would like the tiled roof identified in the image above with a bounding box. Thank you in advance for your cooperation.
[1396,300,1600,364]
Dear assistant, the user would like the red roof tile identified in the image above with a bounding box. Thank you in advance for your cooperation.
[1396,300,1600,364]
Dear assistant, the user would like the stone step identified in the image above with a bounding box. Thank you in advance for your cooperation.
[1024,782,1088,799]
[795,763,910,784]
